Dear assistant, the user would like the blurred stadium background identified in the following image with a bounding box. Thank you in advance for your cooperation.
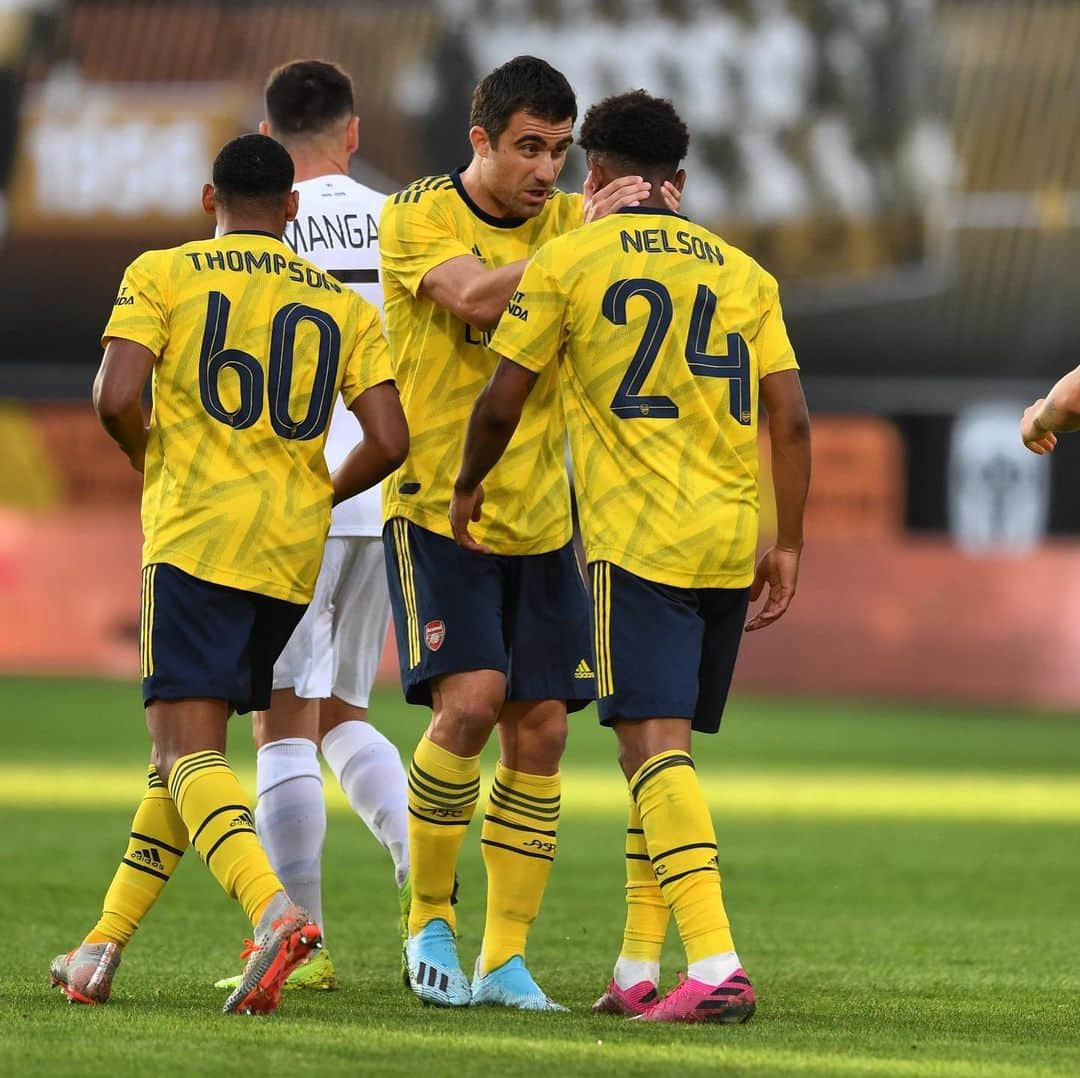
[2,0,1078,706]
[3,4,1079,1073]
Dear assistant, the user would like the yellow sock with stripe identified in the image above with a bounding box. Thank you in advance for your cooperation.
[630,750,735,964]
[407,736,480,935]
[168,751,282,926]
[479,763,560,974]
[84,765,187,947]
[619,796,669,964]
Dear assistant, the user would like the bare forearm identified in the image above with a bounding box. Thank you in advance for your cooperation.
[96,399,148,472]
[332,443,400,506]
[770,424,811,551]
[457,392,520,492]
[463,261,528,330]
[1035,369,1080,432]
[424,258,527,331]
[93,340,155,472]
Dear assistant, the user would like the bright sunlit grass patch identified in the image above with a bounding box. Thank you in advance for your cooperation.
[6,763,1080,822]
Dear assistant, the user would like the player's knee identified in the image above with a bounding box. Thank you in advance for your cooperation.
[151,743,178,785]
[430,694,501,755]
[519,708,568,764]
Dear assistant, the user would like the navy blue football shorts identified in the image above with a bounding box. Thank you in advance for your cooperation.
[139,563,307,715]
[590,561,750,734]
[382,518,594,711]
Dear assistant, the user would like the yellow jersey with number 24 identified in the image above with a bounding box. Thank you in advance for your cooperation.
[489,207,799,589]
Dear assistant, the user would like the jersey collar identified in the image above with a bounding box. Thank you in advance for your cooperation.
[450,167,529,229]
[221,229,282,239]
[614,206,689,220]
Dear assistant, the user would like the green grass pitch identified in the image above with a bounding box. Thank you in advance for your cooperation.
[3,675,1079,1076]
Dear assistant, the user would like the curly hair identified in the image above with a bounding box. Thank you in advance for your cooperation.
[212,134,294,206]
[578,90,689,170]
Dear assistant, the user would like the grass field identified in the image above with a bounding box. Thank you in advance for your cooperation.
[3,676,1079,1076]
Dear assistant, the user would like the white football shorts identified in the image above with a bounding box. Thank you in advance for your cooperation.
[272,536,391,707]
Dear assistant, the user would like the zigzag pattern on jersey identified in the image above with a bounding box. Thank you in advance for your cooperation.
[393,175,454,205]
[486,213,794,587]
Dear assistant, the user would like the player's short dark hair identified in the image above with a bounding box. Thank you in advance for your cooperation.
[470,55,577,144]
[212,133,295,207]
[579,90,690,173]
[264,59,354,137]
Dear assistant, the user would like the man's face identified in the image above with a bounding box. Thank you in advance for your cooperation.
[475,109,574,219]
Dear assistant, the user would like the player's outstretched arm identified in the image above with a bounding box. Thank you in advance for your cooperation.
[93,338,155,472]
[746,370,811,633]
[420,255,529,333]
[332,382,409,506]
[450,358,539,553]
[1019,368,1080,453]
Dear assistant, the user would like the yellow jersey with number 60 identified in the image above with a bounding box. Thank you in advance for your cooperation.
[489,207,799,589]
[102,231,393,604]
[379,169,582,554]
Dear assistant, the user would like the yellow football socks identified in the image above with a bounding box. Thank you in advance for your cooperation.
[168,750,281,925]
[630,750,735,963]
[407,736,480,935]
[85,765,188,947]
[619,796,669,963]
[478,763,560,974]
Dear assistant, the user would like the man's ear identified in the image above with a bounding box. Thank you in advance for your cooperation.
[258,120,270,136]
[201,183,216,215]
[345,115,360,156]
[469,124,493,159]
[285,189,300,222]
[674,167,687,194]
[587,153,611,190]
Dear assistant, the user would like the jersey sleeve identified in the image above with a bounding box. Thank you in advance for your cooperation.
[101,251,170,354]
[340,300,395,407]
[754,270,799,376]
[379,194,473,298]
[488,252,570,374]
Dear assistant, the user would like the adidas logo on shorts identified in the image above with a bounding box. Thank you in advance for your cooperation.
[574,659,594,679]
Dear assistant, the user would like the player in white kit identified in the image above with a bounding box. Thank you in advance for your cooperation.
[215,59,408,994]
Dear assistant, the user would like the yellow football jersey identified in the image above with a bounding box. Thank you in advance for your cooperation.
[102,231,393,604]
[380,170,583,554]
[489,207,799,589]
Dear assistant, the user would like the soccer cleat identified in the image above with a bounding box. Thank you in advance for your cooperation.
[398,874,411,988]
[222,892,323,1016]
[214,946,336,992]
[400,872,459,990]
[591,978,659,1016]
[632,968,756,1024]
[404,918,471,1007]
[49,941,122,1005]
[470,956,568,1012]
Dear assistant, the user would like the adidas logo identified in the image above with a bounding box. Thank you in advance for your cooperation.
[130,846,164,871]
[574,659,594,679]
[230,810,255,829]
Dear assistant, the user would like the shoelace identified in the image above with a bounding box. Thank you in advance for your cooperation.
[238,938,261,961]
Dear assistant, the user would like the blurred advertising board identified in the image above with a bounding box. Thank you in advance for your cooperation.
[10,405,1080,711]
[9,83,251,235]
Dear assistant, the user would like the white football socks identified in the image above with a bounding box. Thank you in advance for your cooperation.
[254,737,326,929]
[321,720,410,886]
[687,950,741,986]
[614,957,660,990]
